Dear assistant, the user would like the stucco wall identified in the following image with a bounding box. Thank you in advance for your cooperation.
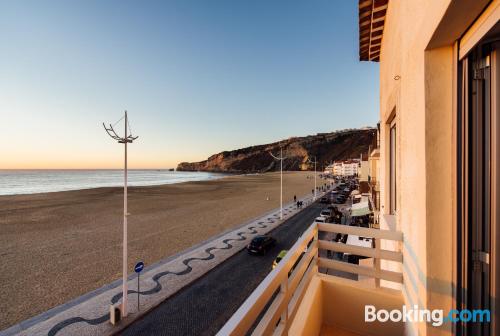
[378,1,455,335]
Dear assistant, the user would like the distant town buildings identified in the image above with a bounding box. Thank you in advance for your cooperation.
[324,159,360,176]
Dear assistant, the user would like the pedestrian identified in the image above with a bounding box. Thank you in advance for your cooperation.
[294,195,297,203]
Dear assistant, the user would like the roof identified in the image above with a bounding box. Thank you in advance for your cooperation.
[359,0,389,61]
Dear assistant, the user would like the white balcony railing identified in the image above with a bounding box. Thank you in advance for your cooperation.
[217,221,403,336]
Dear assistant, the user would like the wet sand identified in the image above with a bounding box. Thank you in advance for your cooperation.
[0,171,325,330]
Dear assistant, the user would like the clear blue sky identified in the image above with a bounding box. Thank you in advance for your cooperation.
[0,0,379,169]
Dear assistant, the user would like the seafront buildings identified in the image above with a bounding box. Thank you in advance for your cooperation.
[219,0,500,335]
[324,160,360,176]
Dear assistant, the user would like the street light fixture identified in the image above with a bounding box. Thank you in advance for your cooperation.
[103,111,138,318]
[270,144,287,220]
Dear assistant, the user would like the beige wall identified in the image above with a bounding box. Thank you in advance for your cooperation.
[360,160,369,181]
[378,1,457,335]
[289,275,404,336]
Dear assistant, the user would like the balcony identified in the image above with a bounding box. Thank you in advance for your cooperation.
[217,222,404,336]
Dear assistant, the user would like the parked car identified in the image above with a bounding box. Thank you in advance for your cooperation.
[320,209,332,218]
[335,196,346,204]
[247,235,276,255]
[272,250,288,269]
[320,210,332,222]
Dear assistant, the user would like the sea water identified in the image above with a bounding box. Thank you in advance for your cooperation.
[0,170,226,195]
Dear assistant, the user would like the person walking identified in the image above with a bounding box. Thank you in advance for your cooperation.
[293,195,297,203]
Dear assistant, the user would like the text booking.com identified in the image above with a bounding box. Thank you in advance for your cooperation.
[365,305,490,326]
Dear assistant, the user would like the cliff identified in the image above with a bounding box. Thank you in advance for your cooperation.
[177,128,376,173]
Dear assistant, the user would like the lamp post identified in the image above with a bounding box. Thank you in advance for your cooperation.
[270,145,286,220]
[308,156,317,201]
[103,111,138,317]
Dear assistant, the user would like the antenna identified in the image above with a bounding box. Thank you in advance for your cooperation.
[102,110,139,318]
[269,143,287,220]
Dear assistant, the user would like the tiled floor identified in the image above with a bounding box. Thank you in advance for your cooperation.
[320,324,363,336]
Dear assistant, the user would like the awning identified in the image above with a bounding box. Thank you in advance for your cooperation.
[351,201,372,216]
[351,208,372,217]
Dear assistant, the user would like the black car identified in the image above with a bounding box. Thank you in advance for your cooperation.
[247,235,277,255]
[320,197,329,204]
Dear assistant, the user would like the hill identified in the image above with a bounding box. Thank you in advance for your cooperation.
[177,128,376,173]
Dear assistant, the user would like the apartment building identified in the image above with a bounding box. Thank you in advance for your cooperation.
[358,153,369,182]
[369,123,381,220]
[374,0,500,335]
[332,160,359,176]
[218,1,500,335]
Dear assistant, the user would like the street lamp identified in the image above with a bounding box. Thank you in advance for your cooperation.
[308,156,317,201]
[103,111,138,318]
[270,144,286,220]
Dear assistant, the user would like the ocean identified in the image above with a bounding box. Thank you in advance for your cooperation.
[0,170,226,196]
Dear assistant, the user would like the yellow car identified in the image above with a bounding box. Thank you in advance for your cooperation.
[272,250,288,269]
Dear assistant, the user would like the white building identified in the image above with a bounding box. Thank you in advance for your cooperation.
[332,160,359,176]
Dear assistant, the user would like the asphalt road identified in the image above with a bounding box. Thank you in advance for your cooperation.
[119,201,327,336]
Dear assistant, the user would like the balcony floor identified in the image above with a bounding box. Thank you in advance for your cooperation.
[320,324,362,336]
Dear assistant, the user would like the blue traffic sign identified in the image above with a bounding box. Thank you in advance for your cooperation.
[134,261,144,273]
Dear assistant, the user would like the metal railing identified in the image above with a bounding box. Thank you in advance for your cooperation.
[217,222,403,336]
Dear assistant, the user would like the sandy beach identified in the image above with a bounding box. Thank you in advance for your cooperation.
[0,171,325,330]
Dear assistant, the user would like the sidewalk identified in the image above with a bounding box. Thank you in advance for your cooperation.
[1,192,323,336]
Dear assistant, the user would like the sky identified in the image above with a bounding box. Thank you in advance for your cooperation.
[0,0,379,169]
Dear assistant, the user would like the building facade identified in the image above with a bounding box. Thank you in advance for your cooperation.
[332,160,359,176]
[368,123,381,222]
[371,0,500,335]
[358,153,369,182]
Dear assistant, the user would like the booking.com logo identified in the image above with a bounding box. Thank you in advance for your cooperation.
[365,305,491,326]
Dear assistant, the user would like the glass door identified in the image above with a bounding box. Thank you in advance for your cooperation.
[458,24,500,336]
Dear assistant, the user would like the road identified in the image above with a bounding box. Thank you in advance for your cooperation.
[119,201,327,336]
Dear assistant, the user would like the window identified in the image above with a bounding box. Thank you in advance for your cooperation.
[457,25,500,336]
[389,119,397,214]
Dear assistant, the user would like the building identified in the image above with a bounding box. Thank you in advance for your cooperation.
[332,160,359,176]
[358,153,369,182]
[323,164,334,175]
[218,1,500,335]
[368,123,381,221]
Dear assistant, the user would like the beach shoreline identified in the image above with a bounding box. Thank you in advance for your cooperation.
[0,170,231,196]
[0,171,323,330]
